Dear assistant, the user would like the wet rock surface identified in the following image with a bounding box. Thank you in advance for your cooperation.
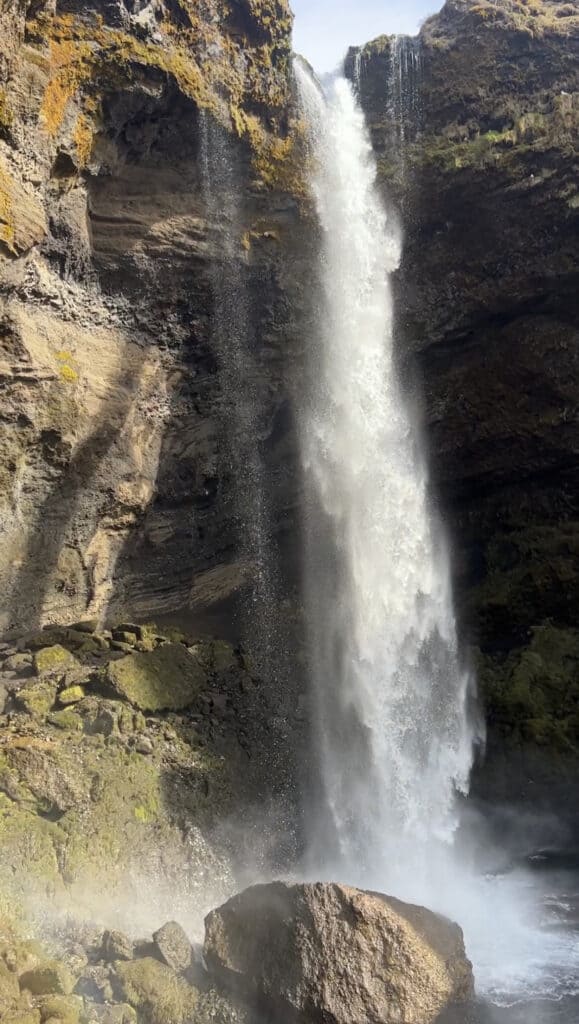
[0,620,305,928]
[0,880,476,1024]
[351,0,579,823]
[204,881,474,1024]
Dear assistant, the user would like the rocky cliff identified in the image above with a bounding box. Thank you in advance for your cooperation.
[0,0,306,636]
[350,0,579,821]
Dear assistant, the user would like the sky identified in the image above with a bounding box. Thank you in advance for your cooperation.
[291,0,442,73]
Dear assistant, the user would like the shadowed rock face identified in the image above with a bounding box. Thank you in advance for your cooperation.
[0,0,306,635]
[204,881,475,1024]
[350,0,579,821]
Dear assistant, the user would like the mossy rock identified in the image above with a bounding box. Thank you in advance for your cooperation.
[48,709,83,731]
[58,686,85,706]
[111,958,198,1024]
[38,994,82,1024]
[211,642,239,674]
[15,680,58,718]
[20,960,75,996]
[1,936,45,974]
[34,646,77,678]
[0,958,20,1004]
[105,644,206,712]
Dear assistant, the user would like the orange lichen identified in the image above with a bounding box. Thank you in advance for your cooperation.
[30,6,299,192]
[41,36,94,136]
[73,112,94,167]
[0,164,15,254]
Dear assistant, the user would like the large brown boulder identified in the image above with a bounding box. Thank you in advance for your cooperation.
[203,881,474,1024]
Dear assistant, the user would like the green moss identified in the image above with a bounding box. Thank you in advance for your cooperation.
[112,958,198,1024]
[34,645,76,677]
[58,685,85,706]
[47,709,83,731]
[106,644,206,712]
[20,961,75,996]
[472,522,579,647]
[38,995,82,1024]
[16,680,58,718]
[480,623,579,749]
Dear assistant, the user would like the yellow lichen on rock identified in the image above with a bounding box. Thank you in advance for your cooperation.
[72,112,94,167]
[0,161,15,253]
[29,3,299,192]
[41,36,94,136]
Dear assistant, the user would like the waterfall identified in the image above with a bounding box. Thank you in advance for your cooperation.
[294,61,475,897]
[388,35,423,147]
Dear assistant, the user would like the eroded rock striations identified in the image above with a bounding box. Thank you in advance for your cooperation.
[0,0,306,634]
[350,0,579,821]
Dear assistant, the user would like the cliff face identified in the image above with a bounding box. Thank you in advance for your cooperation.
[0,0,305,635]
[351,0,579,816]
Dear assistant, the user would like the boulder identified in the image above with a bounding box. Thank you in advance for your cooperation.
[58,686,86,706]
[204,882,474,1024]
[15,680,58,718]
[105,644,206,712]
[38,994,82,1024]
[3,653,33,677]
[20,960,75,996]
[33,647,77,678]
[152,921,192,974]
[101,930,133,963]
[111,957,198,1024]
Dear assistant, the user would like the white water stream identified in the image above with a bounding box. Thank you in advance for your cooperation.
[295,60,473,894]
[294,59,579,1016]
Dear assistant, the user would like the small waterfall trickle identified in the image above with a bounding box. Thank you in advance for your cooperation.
[388,35,423,150]
[294,59,474,897]
[198,114,275,667]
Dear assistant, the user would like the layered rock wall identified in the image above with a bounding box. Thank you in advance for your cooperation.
[0,0,305,635]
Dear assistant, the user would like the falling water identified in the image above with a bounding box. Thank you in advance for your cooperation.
[294,57,579,1015]
[388,35,423,147]
[294,60,474,894]
[198,114,276,666]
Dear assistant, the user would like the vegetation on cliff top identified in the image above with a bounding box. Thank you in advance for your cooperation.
[19,0,299,192]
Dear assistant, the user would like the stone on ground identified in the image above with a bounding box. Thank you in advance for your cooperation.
[152,921,192,973]
[204,881,474,1024]
[111,957,198,1024]
[19,960,75,996]
[106,644,206,712]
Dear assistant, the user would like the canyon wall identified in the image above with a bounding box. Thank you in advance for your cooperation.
[351,0,579,822]
[0,0,306,636]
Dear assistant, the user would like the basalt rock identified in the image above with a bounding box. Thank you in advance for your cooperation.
[0,0,306,636]
[351,0,579,821]
[0,623,300,932]
[204,881,474,1024]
